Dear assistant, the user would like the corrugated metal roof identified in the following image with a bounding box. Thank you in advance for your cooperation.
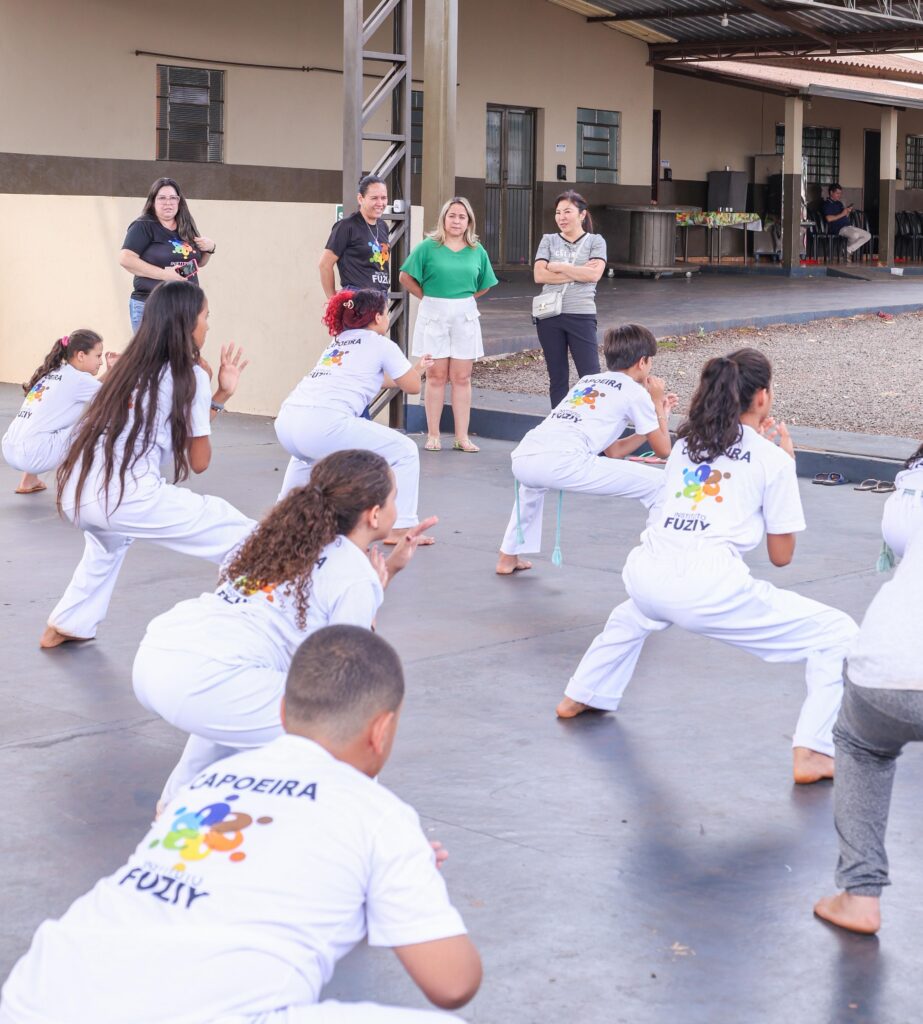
[546,0,923,57]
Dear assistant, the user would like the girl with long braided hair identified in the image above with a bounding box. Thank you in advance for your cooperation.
[275,288,436,545]
[132,448,436,804]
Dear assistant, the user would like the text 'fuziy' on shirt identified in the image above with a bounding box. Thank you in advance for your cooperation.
[515,372,659,458]
[644,424,806,556]
[3,363,100,444]
[400,238,498,299]
[325,212,391,292]
[533,232,607,316]
[139,535,384,673]
[280,329,412,419]
[0,734,466,1024]
[122,217,201,301]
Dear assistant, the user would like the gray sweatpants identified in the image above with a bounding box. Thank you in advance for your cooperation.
[833,676,923,895]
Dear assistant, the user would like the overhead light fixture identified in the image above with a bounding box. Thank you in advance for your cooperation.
[720,11,729,26]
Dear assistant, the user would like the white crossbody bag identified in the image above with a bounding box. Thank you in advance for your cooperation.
[532,235,591,321]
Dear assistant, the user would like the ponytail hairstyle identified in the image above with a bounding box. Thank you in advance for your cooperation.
[322,289,387,336]
[23,330,102,395]
[554,190,594,234]
[677,348,772,463]
[221,449,393,628]
[906,440,923,469]
[57,281,206,515]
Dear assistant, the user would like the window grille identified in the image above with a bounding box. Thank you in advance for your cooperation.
[906,135,923,189]
[775,123,840,185]
[577,108,619,185]
[411,90,423,174]
[156,65,224,163]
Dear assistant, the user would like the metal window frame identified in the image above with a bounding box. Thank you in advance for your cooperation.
[576,107,620,184]
[906,134,923,188]
[775,122,840,184]
[156,64,224,163]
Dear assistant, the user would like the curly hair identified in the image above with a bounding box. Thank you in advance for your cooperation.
[677,348,772,463]
[221,449,393,629]
[57,282,205,515]
[322,289,387,336]
[23,330,102,395]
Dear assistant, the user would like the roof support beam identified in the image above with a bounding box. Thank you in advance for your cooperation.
[587,5,753,22]
[731,0,835,45]
[650,28,923,59]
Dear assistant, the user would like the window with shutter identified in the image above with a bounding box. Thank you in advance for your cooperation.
[156,65,224,163]
[576,108,619,185]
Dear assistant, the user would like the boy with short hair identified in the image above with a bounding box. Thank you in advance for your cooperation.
[0,626,481,1024]
[496,323,677,574]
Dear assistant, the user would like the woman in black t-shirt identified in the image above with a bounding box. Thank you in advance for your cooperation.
[119,177,216,333]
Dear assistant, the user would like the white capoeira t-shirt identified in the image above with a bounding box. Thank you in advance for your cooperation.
[2,363,100,444]
[0,735,467,1024]
[281,328,412,418]
[140,536,384,672]
[514,371,660,457]
[644,424,806,556]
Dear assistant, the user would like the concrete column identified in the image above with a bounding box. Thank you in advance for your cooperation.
[422,0,457,229]
[782,95,804,273]
[879,106,898,265]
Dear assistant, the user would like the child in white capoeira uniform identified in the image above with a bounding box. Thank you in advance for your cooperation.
[556,347,858,785]
[0,626,481,1024]
[275,288,435,544]
[2,330,114,495]
[496,324,676,574]
[40,281,255,649]
[133,448,436,804]
[880,440,923,565]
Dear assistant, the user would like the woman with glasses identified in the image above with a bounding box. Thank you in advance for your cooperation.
[119,177,216,333]
[399,196,497,453]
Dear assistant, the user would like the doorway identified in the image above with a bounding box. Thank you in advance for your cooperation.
[485,105,536,266]
[863,129,881,237]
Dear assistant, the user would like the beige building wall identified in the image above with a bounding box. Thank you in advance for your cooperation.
[0,195,422,416]
[1,0,652,186]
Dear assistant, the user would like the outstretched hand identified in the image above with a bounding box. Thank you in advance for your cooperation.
[663,391,678,414]
[368,546,390,590]
[759,416,795,459]
[384,515,439,579]
[430,839,449,870]
[216,344,249,399]
[104,351,121,370]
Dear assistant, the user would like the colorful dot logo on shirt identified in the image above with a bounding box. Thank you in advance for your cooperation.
[368,239,390,270]
[233,576,276,602]
[149,795,273,872]
[566,386,604,409]
[24,382,48,403]
[675,463,731,510]
[321,348,347,367]
[171,238,194,259]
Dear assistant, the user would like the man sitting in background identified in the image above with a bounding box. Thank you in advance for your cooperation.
[822,183,871,259]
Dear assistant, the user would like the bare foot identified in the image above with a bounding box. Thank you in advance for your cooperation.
[382,528,435,547]
[15,473,46,494]
[814,892,881,934]
[39,625,90,649]
[496,552,533,575]
[793,746,835,784]
[556,696,591,719]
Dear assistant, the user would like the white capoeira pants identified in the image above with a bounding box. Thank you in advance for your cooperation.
[565,544,858,756]
[49,477,255,639]
[2,429,73,475]
[243,1001,463,1023]
[275,406,420,527]
[133,645,286,803]
[500,449,664,555]
[881,486,923,560]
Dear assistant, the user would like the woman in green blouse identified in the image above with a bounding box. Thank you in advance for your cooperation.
[399,197,498,453]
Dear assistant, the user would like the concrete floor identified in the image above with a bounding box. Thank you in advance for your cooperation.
[2,389,921,1024]
[479,269,923,356]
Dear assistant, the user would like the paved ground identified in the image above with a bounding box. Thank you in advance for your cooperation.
[2,391,921,1024]
[479,269,923,357]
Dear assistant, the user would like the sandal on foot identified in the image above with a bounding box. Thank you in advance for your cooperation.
[14,483,47,494]
[423,436,442,452]
[453,439,480,453]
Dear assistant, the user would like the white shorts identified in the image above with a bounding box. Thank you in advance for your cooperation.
[411,296,483,360]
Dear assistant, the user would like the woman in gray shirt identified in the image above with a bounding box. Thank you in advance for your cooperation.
[533,191,608,407]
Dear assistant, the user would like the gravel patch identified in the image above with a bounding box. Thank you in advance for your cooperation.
[472,311,923,437]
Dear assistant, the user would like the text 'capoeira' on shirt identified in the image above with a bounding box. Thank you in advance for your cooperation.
[284,328,412,417]
[515,371,660,457]
[645,424,806,556]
